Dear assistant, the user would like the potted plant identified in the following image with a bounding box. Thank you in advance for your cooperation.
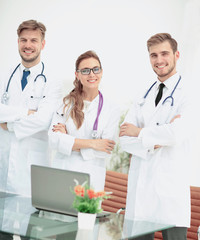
[72,180,111,229]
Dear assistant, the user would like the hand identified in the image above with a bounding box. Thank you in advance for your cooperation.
[92,139,116,154]
[52,123,67,134]
[74,149,80,152]
[0,123,8,131]
[170,114,181,123]
[154,145,162,149]
[119,122,142,137]
[28,110,37,115]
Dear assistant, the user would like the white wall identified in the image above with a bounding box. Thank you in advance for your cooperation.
[0,0,199,186]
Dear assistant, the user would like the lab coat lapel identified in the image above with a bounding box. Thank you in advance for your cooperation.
[141,83,176,126]
[21,62,43,98]
[13,65,31,99]
[86,94,99,113]
[83,95,100,138]
[140,88,159,125]
[7,66,23,105]
[21,78,33,96]
[14,66,23,93]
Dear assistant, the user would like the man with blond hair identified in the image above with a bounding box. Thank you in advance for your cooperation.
[120,33,191,240]
[0,20,62,197]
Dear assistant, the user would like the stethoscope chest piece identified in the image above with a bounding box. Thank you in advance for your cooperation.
[92,130,98,139]
[1,92,9,104]
[138,98,145,106]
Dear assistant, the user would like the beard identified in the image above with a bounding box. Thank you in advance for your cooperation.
[155,65,175,78]
[20,54,40,63]
[19,48,40,64]
[154,59,176,79]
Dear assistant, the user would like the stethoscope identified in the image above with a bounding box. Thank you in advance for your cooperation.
[1,62,46,105]
[91,91,103,139]
[139,76,181,107]
[56,91,103,139]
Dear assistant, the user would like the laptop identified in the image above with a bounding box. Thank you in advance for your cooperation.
[31,165,90,217]
[31,165,109,218]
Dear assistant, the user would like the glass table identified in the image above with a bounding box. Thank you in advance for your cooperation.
[0,192,174,239]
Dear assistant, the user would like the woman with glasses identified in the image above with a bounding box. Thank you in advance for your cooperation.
[48,50,119,191]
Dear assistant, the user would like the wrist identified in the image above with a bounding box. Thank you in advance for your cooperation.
[88,139,95,149]
[7,122,14,132]
[137,127,142,137]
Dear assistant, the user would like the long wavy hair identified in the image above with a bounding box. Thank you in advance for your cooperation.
[63,50,102,129]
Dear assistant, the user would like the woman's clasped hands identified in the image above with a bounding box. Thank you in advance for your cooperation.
[52,123,67,134]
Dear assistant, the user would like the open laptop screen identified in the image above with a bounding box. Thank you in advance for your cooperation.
[31,165,90,216]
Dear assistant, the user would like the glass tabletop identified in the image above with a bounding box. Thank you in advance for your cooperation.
[0,192,174,239]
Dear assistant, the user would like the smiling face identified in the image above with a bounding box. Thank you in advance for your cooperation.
[18,29,45,68]
[149,41,179,82]
[75,57,102,94]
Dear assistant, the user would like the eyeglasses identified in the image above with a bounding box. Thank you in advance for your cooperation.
[76,67,101,75]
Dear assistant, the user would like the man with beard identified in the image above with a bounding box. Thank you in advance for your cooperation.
[119,33,191,240]
[0,20,62,197]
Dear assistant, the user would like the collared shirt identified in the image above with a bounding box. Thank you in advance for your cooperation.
[154,72,180,99]
[19,62,43,84]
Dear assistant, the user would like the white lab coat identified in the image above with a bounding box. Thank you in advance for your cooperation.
[120,73,191,227]
[0,62,62,197]
[48,94,120,191]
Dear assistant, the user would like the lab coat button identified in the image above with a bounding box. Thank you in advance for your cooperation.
[156,122,159,125]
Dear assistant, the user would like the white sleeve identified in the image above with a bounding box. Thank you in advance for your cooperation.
[139,111,189,149]
[80,104,120,161]
[121,91,191,155]
[0,74,28,123]
[119,102,151,159]
[12,77,62,139]
[120,136,152,159]
[0,103,28,123]
[48,109,75,156]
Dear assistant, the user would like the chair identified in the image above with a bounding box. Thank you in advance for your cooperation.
[154,186,200,240]
[102,170,128,214]
[187,186,200,240]
[103,171,200,240]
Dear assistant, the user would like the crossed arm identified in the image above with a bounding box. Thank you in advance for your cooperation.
[119,114,181,149]
[0,110,37,130]
[52,123,115,154]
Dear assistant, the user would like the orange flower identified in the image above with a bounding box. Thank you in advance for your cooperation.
[73,181,112,213]
[96,191,106,197]
[87,189,96,199]
[74,185,85,197]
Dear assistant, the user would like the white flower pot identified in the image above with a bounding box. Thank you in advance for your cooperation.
[78,212,97,229]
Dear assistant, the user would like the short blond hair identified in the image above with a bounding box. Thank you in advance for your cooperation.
[17,19,46,40]
[147,33,178,53]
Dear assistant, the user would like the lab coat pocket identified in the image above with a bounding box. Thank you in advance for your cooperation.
[28,97,41,110]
